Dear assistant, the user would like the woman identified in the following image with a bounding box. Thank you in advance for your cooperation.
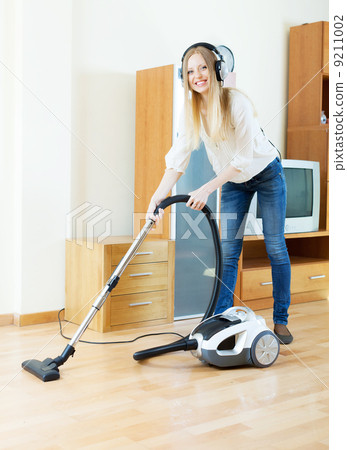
[147,43,293,344]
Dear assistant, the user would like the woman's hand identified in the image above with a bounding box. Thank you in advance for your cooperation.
[145,169,183,225]
[146,198,164,224]
[186,165,241,212]
[186,187,210,211]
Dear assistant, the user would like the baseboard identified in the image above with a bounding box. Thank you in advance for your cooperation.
[1,310,64,327]
[0,314,14,326]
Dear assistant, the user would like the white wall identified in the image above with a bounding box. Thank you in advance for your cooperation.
[0,0,16,314]
[0,0,71,315]
[0,0,329,315]
[19,0,71,314]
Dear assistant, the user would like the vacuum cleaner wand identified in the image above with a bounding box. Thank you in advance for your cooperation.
[22,217,155,382]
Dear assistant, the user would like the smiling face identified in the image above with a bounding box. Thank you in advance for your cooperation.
[187,52,210,98]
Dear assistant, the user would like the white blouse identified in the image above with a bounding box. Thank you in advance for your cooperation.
[165,90,278,183]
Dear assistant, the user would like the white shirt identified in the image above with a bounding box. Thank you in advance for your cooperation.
[165,90,278,183]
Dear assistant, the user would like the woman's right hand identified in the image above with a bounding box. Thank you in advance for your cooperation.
[145,169,182,225]
[146,198,164,224]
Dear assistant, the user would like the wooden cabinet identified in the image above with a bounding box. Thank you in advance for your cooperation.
[234,232,329,310]
[65,237,175,332]
[286,22,329,306]
[287,21,329,230]
[287,21,329,127]
[234,21,330,310]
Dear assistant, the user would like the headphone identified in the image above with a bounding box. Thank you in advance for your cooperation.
[178,42,234,83]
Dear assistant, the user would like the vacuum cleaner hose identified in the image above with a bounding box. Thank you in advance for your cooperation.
[154,194,223,321]
[133,337,198,361]
[133,195,223,361]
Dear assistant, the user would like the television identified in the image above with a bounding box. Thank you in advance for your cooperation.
[244,159,320,235]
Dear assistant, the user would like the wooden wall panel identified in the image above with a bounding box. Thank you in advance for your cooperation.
[134,65,174,239]
[288,22,326,127]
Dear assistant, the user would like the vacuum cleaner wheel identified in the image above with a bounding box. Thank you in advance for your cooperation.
[250,331,280,368]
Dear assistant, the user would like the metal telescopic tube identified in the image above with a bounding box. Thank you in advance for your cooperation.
[68,285,110,347]
[107,219,154,283]
[68,219,155,348]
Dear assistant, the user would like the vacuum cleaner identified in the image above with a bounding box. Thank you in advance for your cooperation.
[134,306,279,368]
[22,195,279,382]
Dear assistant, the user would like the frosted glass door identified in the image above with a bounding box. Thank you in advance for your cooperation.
[173,143,218,318]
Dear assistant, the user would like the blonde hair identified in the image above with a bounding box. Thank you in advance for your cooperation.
[182,46,232,148]
[182,46,256,149]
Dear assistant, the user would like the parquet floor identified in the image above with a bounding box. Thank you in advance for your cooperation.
[0,300,329,449]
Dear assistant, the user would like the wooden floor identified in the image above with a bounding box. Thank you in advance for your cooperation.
[0,300,328,449]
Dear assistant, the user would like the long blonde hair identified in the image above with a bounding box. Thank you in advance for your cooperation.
[182,46,233,148]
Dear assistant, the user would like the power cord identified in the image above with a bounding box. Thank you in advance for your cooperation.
[57,309,185,345]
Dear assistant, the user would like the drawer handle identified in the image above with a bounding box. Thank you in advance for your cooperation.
[129,302,152,307]
[309,275,326,280]
[260,281,273,286]
[129,272,153,277]
[135,251,153,256]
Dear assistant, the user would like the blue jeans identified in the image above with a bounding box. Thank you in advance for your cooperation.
[214,157,291,324]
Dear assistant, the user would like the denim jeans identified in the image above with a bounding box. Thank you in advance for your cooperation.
[214,157,291,324]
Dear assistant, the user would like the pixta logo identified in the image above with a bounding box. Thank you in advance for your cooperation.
[66,202,112,249]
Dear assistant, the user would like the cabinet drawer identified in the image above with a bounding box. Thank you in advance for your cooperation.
[291,262,329,293]
[111,240,168,265]
[111,262,168,296]
[241,262,329,301]
[241,268,273,301]
[110,291,168,326]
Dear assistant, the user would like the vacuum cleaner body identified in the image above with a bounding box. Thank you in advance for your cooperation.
[189,307,280,368]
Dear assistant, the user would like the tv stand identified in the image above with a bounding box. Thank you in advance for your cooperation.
[233,230,329,310]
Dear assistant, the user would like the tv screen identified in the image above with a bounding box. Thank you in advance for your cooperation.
[256,168,314,219]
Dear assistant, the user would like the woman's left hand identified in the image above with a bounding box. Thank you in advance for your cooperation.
[186,187,210,211]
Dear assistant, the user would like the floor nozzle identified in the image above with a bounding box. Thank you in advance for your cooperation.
[21,344,75,382]
[22,358,60,382]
